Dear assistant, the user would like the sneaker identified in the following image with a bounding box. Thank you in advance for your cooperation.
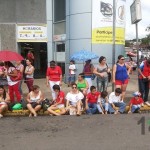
[145,101,150,107]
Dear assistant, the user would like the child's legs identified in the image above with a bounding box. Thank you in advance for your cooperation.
[131,105,140,113]
[97,104,103,113]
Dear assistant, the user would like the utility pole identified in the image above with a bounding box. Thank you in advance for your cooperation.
[112,0,116,92]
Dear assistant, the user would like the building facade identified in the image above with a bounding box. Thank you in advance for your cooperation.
[0,0,125,79]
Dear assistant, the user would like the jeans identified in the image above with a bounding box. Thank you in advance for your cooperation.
[139,79,149,102]
[97,77,108,92]
[68,74,76,84]
[97,103,115,113]
[131,105,141,113]
[113,102,126,113]
[86,103,97,114]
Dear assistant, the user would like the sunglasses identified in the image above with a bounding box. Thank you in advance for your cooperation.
[72,86,77,89]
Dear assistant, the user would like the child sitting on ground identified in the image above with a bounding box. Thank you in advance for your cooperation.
[97,91,114,114]
[85,86,100,115]
[128,91,144,114]
[108,88,126,114]
[47,84,66,116]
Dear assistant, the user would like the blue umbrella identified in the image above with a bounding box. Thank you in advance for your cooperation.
[70,50,99,61]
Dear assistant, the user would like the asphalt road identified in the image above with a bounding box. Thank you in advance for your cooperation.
[1,114,150,150]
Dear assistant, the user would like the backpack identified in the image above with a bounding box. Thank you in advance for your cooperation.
[12,103,22,110]
[42,98,53,111]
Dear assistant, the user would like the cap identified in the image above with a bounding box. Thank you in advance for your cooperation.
[133,91,141,97]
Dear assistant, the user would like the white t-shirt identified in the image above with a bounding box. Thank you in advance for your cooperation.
[66,91,84,106]
[69,64,76,75]
[108,92,122,103]
[97,97,106,104]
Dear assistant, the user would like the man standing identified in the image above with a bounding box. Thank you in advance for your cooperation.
[138,58,150,106]
[46,61,62,100]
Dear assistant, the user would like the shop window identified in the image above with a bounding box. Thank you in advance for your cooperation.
[56,43,65,52]
[54,0,66,22]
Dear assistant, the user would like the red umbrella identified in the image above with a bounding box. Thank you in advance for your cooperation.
[0,50,24,61]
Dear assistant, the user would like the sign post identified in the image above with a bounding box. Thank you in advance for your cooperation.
[130,0,142,89]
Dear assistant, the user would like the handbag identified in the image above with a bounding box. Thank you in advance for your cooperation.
[42,98,53,111]
[91,74,96,80]
[10,71,22,81]
[107,72,112,82]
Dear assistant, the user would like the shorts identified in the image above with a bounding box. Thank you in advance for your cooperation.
[115,79,128,85]
[30,102,41,108]
[56,104,65,109]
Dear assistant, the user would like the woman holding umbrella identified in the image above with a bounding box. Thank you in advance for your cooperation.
[5,61,21,103]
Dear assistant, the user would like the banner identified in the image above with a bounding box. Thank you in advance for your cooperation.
[92,0,126,45]
[17,24,47,42]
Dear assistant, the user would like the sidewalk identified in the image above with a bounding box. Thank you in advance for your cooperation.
[22,71,139,104]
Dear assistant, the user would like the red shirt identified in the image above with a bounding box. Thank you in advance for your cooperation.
[56,91,65,104]
[27,53,34,60]
[87,92,100,103]
[46,66,62,81]
[129,97,144,105]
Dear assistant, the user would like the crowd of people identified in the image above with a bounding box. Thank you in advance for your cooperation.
[0,54,150,118]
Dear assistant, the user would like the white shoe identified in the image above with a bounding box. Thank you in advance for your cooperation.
[145,101,150,107]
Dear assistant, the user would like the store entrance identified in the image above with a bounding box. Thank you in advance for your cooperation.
[18,42,47,78]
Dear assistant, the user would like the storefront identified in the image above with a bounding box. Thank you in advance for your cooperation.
[17,24,48,78]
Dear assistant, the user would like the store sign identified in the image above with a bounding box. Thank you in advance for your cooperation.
[53,34,66,42]
[17,24,47,42]
[92,0,126,45]
[130,0,142,24]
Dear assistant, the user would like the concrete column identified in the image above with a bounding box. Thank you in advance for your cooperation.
[46,0,53,66]
[66,0,92,74]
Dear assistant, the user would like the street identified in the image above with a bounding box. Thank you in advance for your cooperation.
[0,114,150,150]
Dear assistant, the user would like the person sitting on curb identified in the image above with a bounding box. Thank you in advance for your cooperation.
[26,85,44,117]
[97,91,114,114]
[108,88,126,114]
[128,91,144,114]
[66,83,84,116]
[0,85,10,118]
[85,86,100,115]
[47,85,66,116]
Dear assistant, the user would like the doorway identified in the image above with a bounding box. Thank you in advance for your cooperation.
[18,42,47,78]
